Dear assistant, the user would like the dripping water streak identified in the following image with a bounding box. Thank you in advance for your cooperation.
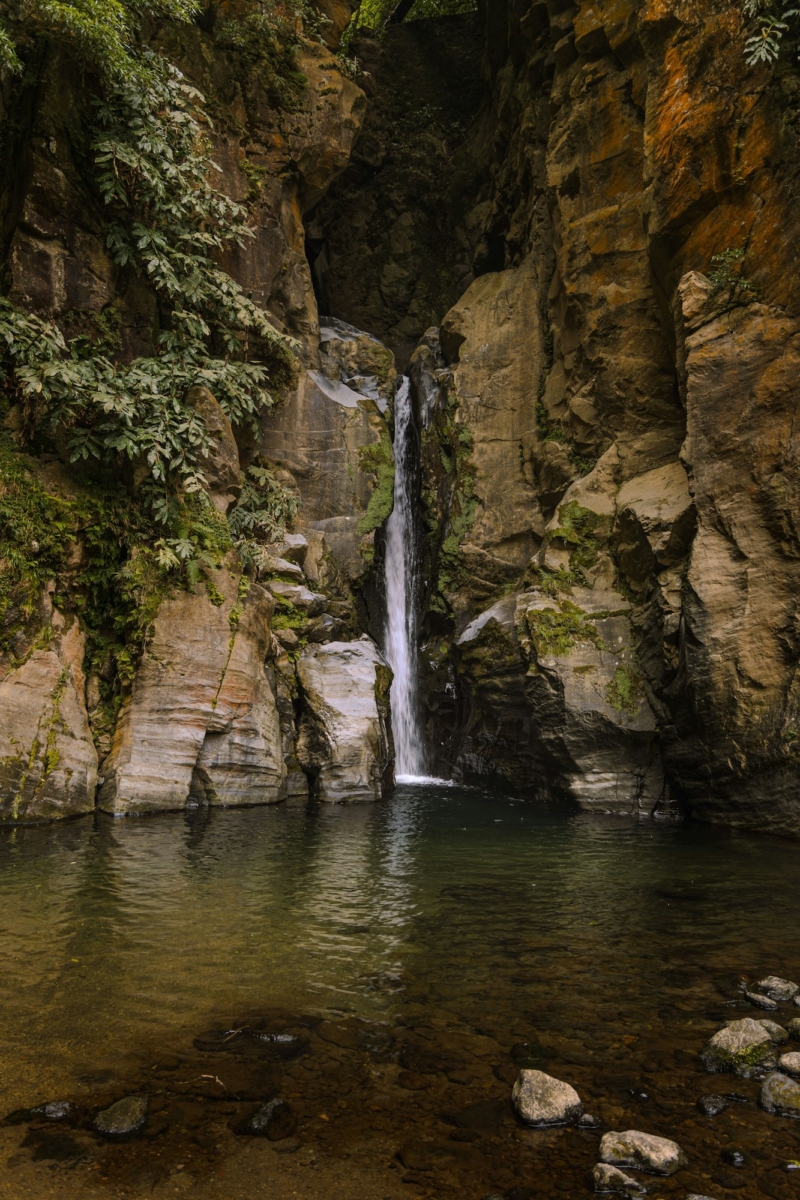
[384,377,423,777]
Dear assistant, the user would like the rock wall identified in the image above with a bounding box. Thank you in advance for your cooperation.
[3,0,800,835]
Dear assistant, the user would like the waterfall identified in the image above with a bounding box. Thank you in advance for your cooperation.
[384,376,424,780]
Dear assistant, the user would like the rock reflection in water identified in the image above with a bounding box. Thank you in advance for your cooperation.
[0,785,799,1199]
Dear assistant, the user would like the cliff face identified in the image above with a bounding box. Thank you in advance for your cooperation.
[2,0,800,834]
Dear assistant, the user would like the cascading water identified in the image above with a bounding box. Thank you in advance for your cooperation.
[384,377,425,780]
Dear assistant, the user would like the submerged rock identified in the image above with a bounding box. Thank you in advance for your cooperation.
[759,1071,800,1117]
[788,1019,800,1040]
[757,977,799,1002]
[4,1099,78,1125]
[746,990,779,1011]
[93,1095,148,1138]
[511,1069,583,1127]
[697,1094,729,1117]
[592,1163,647,1196]
[700,1018,776,1077]
[599,1130,687,1176]
[234,1098,296,1139]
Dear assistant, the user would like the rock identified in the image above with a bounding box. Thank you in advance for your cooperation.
[796,995,800,1007]
[295,639,393,802]
[579,1113,603,1129]
[266,557,305,581]
[721,1149,746,1167]
[746,990,779,1011]
[758,977,799,1002]
[267,581,326,616]
[615,462,695,592]
[0,618,98,821]
[758,1020,789,1044]
[685,1195,719,1200]
[697,1094,729,1117]
[278,533,309,566]
[93,1095,148,1138]
[592,1163,647,1196]
[759,1072,800,1117]
[778,1052,800,1077]
[788,1019,800,1040]
[511,1069,583,1127]
[235,1098,296,1139]
[599,1130,688,1176]
[274,628,300,651]
[99,571,286,814]
[4,1099,78,1125]
[700,1019,776,1077]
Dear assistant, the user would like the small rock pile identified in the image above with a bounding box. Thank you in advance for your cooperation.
[699,974,800,1118]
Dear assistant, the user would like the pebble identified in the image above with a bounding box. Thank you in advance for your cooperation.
[579,1113,603,1129]
[93,1094,148,1138]
[745,990,779,1011]
[592,1162,647,1196]
[721,1148,746,1167]
[511,1069,583,1127]
[697,1094,729,1117]
[757,977,799,1002]
[759,1071,800,1117]
[686,1195,720,1200]
[778,1051,800,1077]
[600,1130,688,1176]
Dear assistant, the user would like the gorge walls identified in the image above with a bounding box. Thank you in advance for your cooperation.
[1,0,800,834]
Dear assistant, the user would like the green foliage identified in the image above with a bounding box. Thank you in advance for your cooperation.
[0,52,293,528]
[352,0,477,29]
[525,600,602,658]
[549,501,606,577]
[0,0,199,80]
[213,1,319,110]
[708,247,755,294]
[357,428,395,536]
[741,0,799,64]
[228,464,300,569]
[605,663,644,716]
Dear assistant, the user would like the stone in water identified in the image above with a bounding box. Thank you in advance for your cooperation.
[592,1163,647,1196]
[600,1130,688,1176]
[759,1072,800,1118]
[93,1094,148,1138]
[511,1069,583,1126]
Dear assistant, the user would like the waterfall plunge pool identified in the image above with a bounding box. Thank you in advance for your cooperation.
[1,784,799,1199]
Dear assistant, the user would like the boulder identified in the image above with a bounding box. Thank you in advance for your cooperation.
[592,1163,647,1196]
[758,1020,789,1044]
[778,1052,800,1077]
[759,1071,800,1117]
[599,1130,688,1176]
[0,617,98,821]
[615,462,694,592]
[99,571,286,814]
[700,1018,776,1077]
[757,976,799,1002]
[296,638,393,802]
[93,1095,148,1138]
[511,1070,583,1127]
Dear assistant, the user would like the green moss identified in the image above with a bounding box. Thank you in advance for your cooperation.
[549,500,607,576]
[526,600,602,658]
[357,428,395,537]
[605,664,644,716]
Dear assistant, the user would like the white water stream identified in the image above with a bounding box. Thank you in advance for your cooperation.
[384,377,425,780]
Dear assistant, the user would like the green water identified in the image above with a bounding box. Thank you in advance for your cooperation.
[1,784,800,1197]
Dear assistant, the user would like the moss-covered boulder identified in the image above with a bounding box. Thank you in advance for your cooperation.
[700,1019,777,1078]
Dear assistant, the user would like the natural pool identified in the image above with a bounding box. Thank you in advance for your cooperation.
[1,783,799,1200]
